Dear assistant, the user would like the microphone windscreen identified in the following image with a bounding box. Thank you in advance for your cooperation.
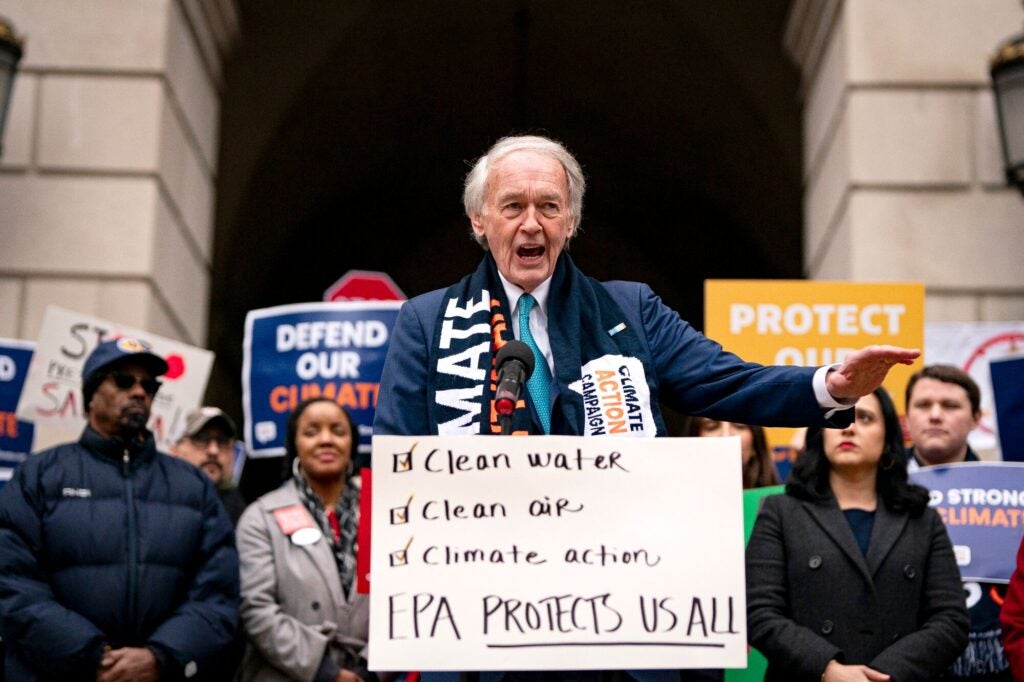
[495,339,535,378]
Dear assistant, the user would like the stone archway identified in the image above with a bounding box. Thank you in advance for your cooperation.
[212,1,804,496]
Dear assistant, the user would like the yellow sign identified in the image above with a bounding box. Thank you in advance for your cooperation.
[705,281,924,458]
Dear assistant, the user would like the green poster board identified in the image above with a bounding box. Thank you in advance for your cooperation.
[724,485,784,682]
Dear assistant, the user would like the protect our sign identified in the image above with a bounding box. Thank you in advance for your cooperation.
[243,301,402,459]
[704,281,924,478]
[15,306,214,453]
[369,435,746,670]
[705,281,924,411]
[0,339,35,484]
[909,462,1024,582]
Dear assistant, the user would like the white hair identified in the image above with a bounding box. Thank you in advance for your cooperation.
[462,135,586,248]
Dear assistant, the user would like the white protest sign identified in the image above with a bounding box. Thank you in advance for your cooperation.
[369,435,746,671]
[925,321,1024,459]
[15,306,214,453]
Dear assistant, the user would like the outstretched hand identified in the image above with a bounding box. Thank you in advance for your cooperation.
[826,345,921,400]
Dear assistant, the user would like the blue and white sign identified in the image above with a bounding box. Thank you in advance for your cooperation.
[0,339,35,486]
[991,356,1024,462]
[910,462,1024,582]
[243,301,403,460]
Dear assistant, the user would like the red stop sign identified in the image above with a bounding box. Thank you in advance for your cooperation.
[323,270,407,302]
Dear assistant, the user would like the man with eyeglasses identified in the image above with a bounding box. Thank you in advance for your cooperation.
[171,407,246,525]
[0,338,239,681]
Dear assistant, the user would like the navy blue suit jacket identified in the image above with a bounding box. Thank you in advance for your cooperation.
[375,280,850,437]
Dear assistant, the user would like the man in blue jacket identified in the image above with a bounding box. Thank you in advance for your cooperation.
[373,135,920,682]
[0,338,239,681]
[375,134,919,441]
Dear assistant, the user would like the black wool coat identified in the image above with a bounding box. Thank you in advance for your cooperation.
[746,492,969,682]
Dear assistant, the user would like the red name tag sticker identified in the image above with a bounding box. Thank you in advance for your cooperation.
[273,505,314,536]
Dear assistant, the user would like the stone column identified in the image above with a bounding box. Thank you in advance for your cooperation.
[0,0,238,344]
[786,0,1024,322]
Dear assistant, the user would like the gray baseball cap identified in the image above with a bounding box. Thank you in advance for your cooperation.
[182,407,237,439]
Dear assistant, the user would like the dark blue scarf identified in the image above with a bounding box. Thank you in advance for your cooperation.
[427,252,666,436]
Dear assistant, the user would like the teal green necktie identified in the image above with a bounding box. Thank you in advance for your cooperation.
[518,293,552,434]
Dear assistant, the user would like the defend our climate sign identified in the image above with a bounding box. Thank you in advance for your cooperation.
[243,301,402,458]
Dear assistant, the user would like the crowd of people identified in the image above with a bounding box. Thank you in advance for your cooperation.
[0,340,373,681]
[0,135,1022,682]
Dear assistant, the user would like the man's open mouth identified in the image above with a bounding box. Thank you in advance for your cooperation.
[517,245,544,259]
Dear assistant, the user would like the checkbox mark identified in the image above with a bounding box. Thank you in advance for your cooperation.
[393,450,413,472]
[390,494,414,525]
[389,536,414,567]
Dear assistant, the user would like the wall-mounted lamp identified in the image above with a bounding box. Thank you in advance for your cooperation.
[991,28,1024,196]
[0,15,24,158]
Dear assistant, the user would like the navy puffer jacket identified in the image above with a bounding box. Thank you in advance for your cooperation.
[0,426,239,680]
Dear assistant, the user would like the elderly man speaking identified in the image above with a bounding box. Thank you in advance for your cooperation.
[374,134,917,440]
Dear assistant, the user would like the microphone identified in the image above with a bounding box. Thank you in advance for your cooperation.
[494,340,535,434]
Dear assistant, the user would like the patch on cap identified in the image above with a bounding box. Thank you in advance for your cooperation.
[82,337,170,394]
[116,337,152,354]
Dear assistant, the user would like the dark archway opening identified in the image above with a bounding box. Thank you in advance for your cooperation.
[213,1,803,500]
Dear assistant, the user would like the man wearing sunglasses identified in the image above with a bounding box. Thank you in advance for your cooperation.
[0,338,239,681]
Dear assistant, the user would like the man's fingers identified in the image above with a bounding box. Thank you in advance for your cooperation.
[827,345,921,399]
[100,649,120,669]
[861,667,891,681]
[864,345,920,364]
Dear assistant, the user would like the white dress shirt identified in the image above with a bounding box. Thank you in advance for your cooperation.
[497,272,555,377]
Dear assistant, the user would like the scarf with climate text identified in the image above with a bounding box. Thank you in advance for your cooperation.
[427,252,665,437]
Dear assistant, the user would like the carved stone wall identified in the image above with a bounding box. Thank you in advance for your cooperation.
[0,0,238,343]
[786,0,1024,322]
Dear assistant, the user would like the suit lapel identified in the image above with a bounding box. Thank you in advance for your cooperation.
[865,502,908,577]
[801,498,875,586]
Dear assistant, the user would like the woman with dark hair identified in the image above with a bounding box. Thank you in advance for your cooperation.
[685,417,780,489]
[237,398,370,682]
[746,387,968,682]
